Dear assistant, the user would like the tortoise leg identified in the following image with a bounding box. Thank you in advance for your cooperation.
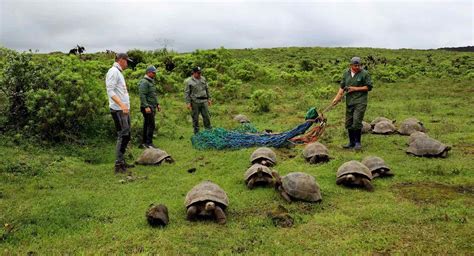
[362,178,374,192]
[247,179,255,189]
[186,205,198,221]
[265,176,274,187]
[280,191,292,203]
[336,176,346,185]
[214,206,226,225]
[309,156,317,164]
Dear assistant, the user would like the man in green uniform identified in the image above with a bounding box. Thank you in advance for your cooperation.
[184,67,212,134]
[332,57,373,150]
[139,66,161,148]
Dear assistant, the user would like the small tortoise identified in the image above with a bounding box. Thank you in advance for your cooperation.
[244,164,275,189]
[336,160,373,191]
[146,203,169,227]
[273,172,322,203]
[303,142,330,164]
[372,120,397,134]
[135,148,174,165]
[398,118,426,135]
[406,137,451,158]
[184,181,229,224]
[362,121,372,134]
[408,131,429,145]
[361,156,394,178]
[233,114,250,123]
[370,117,395,128]
[250,147,277,166]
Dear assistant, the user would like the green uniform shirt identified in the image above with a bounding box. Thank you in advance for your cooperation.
[340,69,373,106]
[139,76,159,108]
[184,76,210,104]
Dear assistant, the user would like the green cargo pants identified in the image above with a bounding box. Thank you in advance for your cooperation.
[345,103,367,130]
[191,102,212,134]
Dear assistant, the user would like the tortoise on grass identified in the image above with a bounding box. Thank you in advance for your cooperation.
[362,121,372,134]
[184,181,229,224]
[361,156,394,178]
[250,147,277,166]
[336,160,373,191]
[233,114,250,123]
[398,118,426,135]
[372,120,397,134]
[408,131,429,145]
[370,117,395,128]
[272,172,322,203]
[302,142,330,164]
[406,137,451,158]
[244,164,275,189]
[146,203,169,227]
[135,148,174,165]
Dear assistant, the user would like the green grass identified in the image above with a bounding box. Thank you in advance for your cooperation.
[1,54,474,254]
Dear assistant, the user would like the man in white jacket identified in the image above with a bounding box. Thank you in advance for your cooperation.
[105,53,134,173]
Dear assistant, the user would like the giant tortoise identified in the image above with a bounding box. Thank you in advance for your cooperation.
[244,164,275,189]
[250,147,277,166]
[185,181,229,224]
[361,156,394,178]
[336,160,373,191]
[273,172,322,203]
[303,142,330,164]
[398,118,426,135]
[135,148,174,165]
[406,137,451,158]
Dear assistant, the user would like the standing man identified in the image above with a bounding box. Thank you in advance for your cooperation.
[139,66,161,148]
[105,53,134,173]
[332,57,373,150]
[184,67,212,134]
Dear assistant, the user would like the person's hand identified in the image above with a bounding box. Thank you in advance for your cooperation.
[145,107,151,113]
[187,103,192,110]
[207,99,212,106]
[156,104,161,112]
[346,86,357,93]
[121,104,129,114]
[332,98,340,106]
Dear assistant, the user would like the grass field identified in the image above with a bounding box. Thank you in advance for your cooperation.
[1,48,473,254]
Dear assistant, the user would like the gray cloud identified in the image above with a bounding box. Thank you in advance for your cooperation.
[0,0,472,53]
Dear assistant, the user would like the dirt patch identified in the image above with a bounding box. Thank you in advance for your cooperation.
[392,182,474,205]
[455,143,474,155]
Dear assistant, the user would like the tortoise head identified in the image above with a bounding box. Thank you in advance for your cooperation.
[205,201,215,211]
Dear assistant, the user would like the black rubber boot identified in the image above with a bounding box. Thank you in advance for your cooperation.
[353,129,362,151]
[342,130,355,149]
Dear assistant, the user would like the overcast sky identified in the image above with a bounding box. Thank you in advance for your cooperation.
[0,0,472,53]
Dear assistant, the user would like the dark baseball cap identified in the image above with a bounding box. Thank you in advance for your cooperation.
[146,66,157,73]
[116,52,133,62]
[192,66,202,73]
[350,57,361,65]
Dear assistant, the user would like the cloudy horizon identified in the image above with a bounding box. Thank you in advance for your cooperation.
[0,0,473,53]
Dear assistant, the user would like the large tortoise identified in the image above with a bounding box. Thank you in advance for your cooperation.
[302,142,330,164]
[362,121,372,134]
[361,156,394,178]
[272,172,322,203]
[336,160,373,191]
[233,114,250,123]
[398,117,426,135]
[135,148,174,165]
[250,147,277,166]
[406,137,451,158]
[184,181,229,224]
[372,120,397,134]
[244,164,275,189]
[408,131,429,145]
[146,203,169,227]
[370,117,395,128]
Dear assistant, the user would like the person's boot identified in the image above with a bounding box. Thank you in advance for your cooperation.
[342,130,355,149]
[114,161,127,174]
[353,129,362,151]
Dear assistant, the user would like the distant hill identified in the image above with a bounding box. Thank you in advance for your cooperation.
[437,46,474,52]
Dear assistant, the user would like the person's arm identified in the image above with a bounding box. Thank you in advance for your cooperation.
[106,70,129,113]
[205,81,211,106]
[346,86,369,93]
[139,80,151,113]
[332,88,345,105]
[184,80,192,110]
